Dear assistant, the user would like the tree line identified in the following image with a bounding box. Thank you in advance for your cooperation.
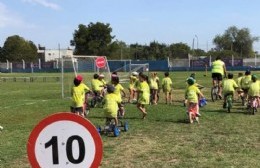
[0,22,259,62]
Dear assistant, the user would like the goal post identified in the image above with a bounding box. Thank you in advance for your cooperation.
[61,55,111,98]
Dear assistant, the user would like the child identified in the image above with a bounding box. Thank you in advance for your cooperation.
[128,72,138,103]
[136,73,150,119]
[98,74,107,96]
[91,74,103,97]
[149,72,160,104]
[112,76,126,117]
[248,74,260,107]
[71,77,85,117]
[76,75,92,116]
[184,73,204,107]
[240,70,252,105]
[185,77,204,123]
[236,72,244,100]
[161,72,173,104]
[103,85,121,126]
[222,73,238,108]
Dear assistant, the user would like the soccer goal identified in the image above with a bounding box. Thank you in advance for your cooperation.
[113,62,150,83]
[61,55,111,98]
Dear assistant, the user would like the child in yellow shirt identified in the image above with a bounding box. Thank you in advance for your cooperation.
[71,77,85,117]
[103,85,121,126]
[149,72,160,104]
[222,73,238,108]
[162,72,173,104]
[112,76,126,117]
[137,73,150,119]
[248,74,260,107]
[185,77,204,123]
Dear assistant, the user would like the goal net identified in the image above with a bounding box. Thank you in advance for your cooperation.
[113,63,149,83]
[61,55,111,98]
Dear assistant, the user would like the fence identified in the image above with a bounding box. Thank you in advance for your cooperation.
[1,57,260,73]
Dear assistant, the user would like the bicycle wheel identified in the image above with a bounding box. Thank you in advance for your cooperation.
[211,87,218,102]
[227,96,232,113]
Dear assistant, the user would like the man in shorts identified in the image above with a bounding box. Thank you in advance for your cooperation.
[211,56,227,99]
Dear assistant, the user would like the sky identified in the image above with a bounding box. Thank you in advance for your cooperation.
[1,0,260,52]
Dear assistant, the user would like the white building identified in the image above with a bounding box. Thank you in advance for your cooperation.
[38,49,73,62]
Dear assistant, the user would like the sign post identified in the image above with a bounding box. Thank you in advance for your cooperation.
[27,113,103,168]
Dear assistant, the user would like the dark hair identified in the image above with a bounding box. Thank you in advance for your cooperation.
[107,85,115,93]
[93,74,99,79]
[238,72,243,77]
[164,72,169,77]
[227,73,233,79]
[216,56,221,60]
[73,78,81,86]
[112,76,119,84]
[112,71,117,75]
[245,69,251,75]
[139,73,146,80]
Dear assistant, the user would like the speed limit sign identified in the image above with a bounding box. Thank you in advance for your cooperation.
[27,113,103,168]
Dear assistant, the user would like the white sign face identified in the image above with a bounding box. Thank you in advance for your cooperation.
[27,113,102,168]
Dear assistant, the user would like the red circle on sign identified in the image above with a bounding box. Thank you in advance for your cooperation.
[95,57,106,68]
[27,112,103,168]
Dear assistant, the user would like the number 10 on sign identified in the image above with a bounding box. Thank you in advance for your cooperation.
[27,113,103,168]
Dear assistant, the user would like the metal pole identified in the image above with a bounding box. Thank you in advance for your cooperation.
[195,35,199,49]
[61,56,64,98]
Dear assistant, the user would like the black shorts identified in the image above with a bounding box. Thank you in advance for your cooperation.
[70,106,83,113]
[212,73,222,81]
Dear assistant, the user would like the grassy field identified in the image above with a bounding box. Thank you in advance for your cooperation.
[0,71,259,168]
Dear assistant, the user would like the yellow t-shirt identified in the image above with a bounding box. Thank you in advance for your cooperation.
[162,77,172,92]
[150,76,159,89]
[103,93,120,118]
[71,85,85,107]
[78,83,91,101]
[91,79,102,91]
[248,81,260,96]
[223,79,238,94]
[138,81,150,104]
[114,84,124,102]
[237,76,243,88]
[241,75,252,89]
[129,76,137,89]
[211,60,225,75]
[185,85,201,103]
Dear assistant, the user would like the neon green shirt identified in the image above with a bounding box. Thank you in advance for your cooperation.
[78,83,90,101]
[237,76,243,88]
[248,81,260,96]
[162,77,172,91]
[150,76,159,89]
[211,60,225,75]
[91,79,102,91]
[138,81,150,104]
[114,83,124,102]
[223,79,238,93]
[103,93,120,118]
[185,85,201,103]
[241,75,252,89]
[71,85,85,107]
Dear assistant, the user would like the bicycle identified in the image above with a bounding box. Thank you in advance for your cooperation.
[226,94,233,113]
[211,84,219,102]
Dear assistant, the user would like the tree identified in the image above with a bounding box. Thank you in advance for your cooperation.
[213,26,259,57]
[0,35,37,62]
[169,43,191,58]
[71,22,115,56]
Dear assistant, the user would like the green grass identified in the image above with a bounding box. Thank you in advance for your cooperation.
[0,71,260,168]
